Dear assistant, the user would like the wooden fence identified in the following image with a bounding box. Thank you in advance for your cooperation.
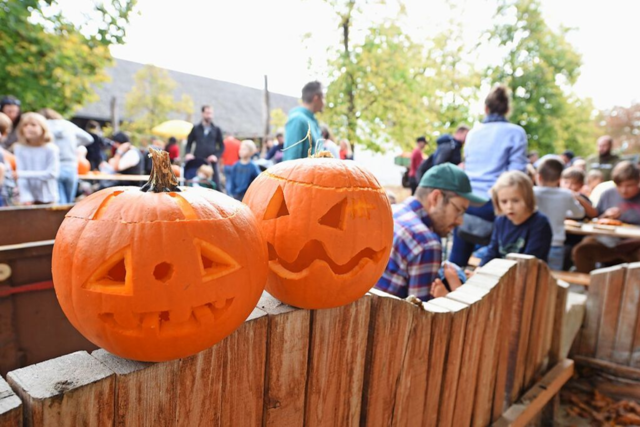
[0,255,573,427]
[572,262,640,398]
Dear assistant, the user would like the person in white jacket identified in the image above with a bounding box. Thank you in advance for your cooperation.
[40,109,92,204]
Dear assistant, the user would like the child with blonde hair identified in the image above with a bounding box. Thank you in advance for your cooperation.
[193,164,216,190]
[13,112,59,204]
[227,139,261,200]
[480,171,552,266]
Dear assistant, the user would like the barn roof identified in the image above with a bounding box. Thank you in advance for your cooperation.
[74,58,299,138]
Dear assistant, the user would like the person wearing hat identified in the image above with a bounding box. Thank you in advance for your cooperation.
[375,163,487,301]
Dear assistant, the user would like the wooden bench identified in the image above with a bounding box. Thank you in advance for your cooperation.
[1,256,574,426]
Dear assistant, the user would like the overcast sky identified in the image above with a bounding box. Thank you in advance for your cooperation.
[62,0,639,110]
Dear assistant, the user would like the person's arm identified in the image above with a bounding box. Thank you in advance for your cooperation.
[215,128,225,157]
[227,166,237,197]
[565,193,585,219]
[575,194,598,218]
[507,129,528,172]
[406,240,441,301]
[479,222,501,266]
[284,118,309,160]
[432,145,452,166]
[185,127,196,155]
[73,124,94,146]
[112,148,140,172]
[523,216,553,262]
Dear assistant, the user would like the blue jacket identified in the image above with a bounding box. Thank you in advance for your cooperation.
[283,106,321,161]
[228,161,261,200]
[464,118,528,198]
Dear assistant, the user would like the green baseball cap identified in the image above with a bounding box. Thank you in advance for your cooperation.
[419,163,488,205]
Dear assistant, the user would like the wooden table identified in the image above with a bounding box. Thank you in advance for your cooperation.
[565,220,640,240]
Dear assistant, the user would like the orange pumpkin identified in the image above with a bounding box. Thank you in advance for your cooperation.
[243,154,393,309]
[52,149,268,361]
[2,149,16,171]
[78,158,90,175]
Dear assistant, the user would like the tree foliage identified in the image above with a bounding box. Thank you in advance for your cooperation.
[487,0,596,155]
[0,0,136,116]
[122,64,194,140]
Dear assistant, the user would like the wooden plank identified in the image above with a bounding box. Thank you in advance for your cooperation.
[447,290,488,427]
[492,264,517,422]
[0,298,20,376]
[549,280,569,368]
[577,266,619,357]
[390,302,433,427]
[0,376,22,427]
[551,270,590,286]
[539,265,558,373]
[422,303,451,427]
[595,265,626,361]
[174,341,226,427]
[0,205,71,246]
[614,263,640,366]
[7,351,114,427]
[574,355,640,381]
[92,349,179,427]
[523,261,549,390]
[429,297,469,427]
[505,255,538,403]
[360,290,414,426]
[258,293,310,427]
[220,308,268,427]
[305,296,370,427]
[492,359,574,427]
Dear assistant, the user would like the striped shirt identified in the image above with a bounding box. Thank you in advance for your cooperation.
[375,197,442,301]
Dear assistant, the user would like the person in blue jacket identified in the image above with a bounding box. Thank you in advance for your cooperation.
[283,81,324,161]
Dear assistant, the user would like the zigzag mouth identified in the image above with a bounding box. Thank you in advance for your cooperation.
[99,298,233,336]
[267,240,385,275]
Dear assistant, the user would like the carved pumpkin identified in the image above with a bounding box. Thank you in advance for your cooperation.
[243,154,393,309]
[52,149,268,362]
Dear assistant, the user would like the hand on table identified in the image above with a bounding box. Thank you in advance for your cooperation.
[602,207,621,219]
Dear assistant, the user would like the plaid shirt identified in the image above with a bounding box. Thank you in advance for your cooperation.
[375,197,442,301]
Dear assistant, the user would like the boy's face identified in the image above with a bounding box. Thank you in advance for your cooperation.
[239,144,252,159]
[497,186,531,226]
[561,178,582,193]
[616,179,640,200]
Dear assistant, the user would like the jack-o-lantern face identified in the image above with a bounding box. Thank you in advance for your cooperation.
[243,157,393,309]
[53,182,267,362]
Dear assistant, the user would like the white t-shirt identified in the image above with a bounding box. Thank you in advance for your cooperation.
[117,149,141,172]
[534,186,585,247]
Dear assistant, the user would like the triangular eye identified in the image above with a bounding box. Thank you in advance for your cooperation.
[195,239,241,282]
[83,247,133,295]
[319,198,347,230]
[264,186,289,220]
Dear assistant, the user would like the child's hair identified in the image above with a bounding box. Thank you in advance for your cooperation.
[612,161,640,185]
[197,164,214,179]
[537,157,564,183]
[16,112,52,146]
[561,167,585,186]
[241,139,257,155]
[490,170,536,215]
[0,112,12,137]
[586,169,603,185]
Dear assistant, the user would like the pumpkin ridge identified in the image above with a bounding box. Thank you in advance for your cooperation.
[64,208,240,224]
[262,171,386,192]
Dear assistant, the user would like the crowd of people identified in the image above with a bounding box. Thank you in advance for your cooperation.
[1,81,638,295]
[380,84,640,301]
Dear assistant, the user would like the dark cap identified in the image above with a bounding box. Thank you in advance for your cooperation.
[111,131,130,144]
[419,163,488,205]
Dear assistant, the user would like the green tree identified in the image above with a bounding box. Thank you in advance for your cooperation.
[0,0,136,115]
[270,108,287,133]
[123,65,194,141]
[487,0,595,155]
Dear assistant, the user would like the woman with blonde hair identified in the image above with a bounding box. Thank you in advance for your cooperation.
[13,112,59,204]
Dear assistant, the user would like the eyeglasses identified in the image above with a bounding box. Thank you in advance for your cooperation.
[449,199,467,219]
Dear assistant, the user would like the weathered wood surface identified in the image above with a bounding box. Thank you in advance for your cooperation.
[7,351,114,427]
[0,205,71,246]
[0,376,21,427]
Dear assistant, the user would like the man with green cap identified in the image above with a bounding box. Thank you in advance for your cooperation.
[375,163,487,301]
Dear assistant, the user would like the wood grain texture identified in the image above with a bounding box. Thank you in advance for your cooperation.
[549,281,569,368]
[422,302,451,427]
[539,266,558,373]
[523,261,550,390]
[390,301,433,427]
[305,296,370,427]
[614,263,640,366]
[429,297,469,427]
[595,266,626,361]
[577,266,618,357]
[8,351,114,427]
[0,376,22,427]
[259,293,310,427]
[91,349,178,427]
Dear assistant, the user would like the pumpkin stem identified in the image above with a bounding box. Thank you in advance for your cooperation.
[141,147,180,193]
